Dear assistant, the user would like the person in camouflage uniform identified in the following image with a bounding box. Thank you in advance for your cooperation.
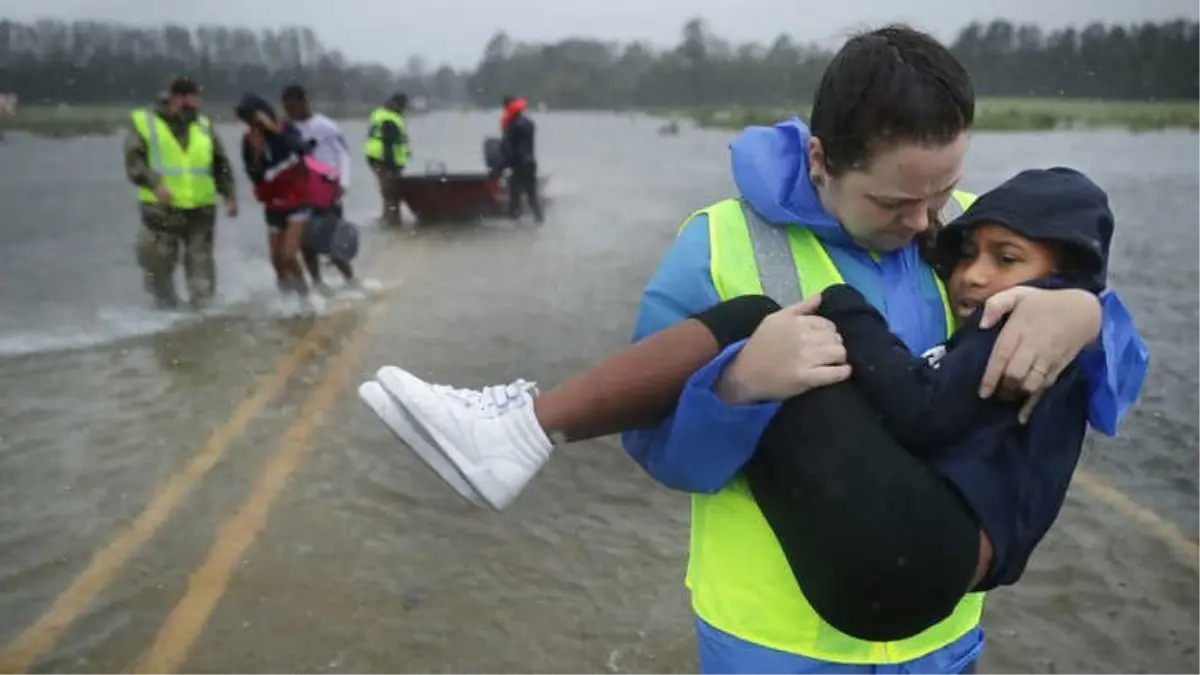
[123,77,238,310]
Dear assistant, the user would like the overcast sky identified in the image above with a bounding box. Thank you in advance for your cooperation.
[7,0,1198,69]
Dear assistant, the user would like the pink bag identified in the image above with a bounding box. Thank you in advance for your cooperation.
[302,157,341,210]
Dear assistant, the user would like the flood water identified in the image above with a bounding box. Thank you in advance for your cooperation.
[0,112,1196,673]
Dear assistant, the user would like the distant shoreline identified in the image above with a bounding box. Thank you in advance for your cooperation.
[0,102,383,139]
[654,98,1199,134]
[1,97,1196,139]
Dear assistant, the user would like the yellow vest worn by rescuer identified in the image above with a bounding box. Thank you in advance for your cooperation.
[683,191,983,664]
[130,109,216,210]
[364,108,410,166]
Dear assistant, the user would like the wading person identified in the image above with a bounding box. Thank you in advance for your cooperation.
[281,84,359,294]
[362,167,1147,650]
[124,76,237,310]
[365,92,410,226]
[499,95,543,223]
[235,93,317,304]
[358,25,1147,675]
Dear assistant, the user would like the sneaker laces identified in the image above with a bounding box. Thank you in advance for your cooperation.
[431,379,537,413]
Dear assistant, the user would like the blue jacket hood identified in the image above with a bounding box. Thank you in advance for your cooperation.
[730,118,847,243]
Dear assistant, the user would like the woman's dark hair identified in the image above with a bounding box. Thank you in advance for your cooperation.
[809,25,974,177]
[235,93,277,126]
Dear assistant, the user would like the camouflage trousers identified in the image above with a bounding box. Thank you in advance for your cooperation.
[369,160,405,224]
[135,203,217,310]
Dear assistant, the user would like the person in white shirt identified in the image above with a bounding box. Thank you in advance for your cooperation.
[281,84,359,294]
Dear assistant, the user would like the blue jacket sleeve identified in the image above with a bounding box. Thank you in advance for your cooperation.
[1083,290,1150,436]
[621,214,781,492]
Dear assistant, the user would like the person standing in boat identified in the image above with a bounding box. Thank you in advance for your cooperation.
[500,95,544,223]
[364,92,410,226]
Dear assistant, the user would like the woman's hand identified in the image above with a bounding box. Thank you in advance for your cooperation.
[715,295,851,405]
[979,286,1102,422]
[254,110,280,133]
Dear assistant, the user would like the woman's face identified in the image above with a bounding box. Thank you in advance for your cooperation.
[810,133,969,253]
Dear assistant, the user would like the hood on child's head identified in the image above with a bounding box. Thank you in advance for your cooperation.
[936,167,1114,293]
[235,93,277,126]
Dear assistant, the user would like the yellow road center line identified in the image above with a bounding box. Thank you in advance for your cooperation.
[0,243,401,675]
[1073,469,1198,567]
[4,229,1195,672]
[0,325,333,674]
[131,295,393,674]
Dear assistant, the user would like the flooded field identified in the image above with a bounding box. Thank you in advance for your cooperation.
[0,112,1196,673]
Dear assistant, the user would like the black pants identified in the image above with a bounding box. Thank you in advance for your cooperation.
[691,295,981,642]
[508,163,543,222]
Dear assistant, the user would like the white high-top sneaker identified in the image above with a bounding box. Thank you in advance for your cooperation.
[358,381,484,507]
[363,366,555,510]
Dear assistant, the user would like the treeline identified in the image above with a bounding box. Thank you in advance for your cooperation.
[0,20,469,105]
[0,17,1196,109]
[468,18,1200,108]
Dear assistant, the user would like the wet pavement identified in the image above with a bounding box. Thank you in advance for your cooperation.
[0,112,1196,673]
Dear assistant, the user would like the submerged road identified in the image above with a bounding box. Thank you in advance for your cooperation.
[0,113,1196,673]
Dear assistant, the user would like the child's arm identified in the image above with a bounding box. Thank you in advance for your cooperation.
[817,284,1017,455]
[932,368,1090,590]
[620,215,782,492]
[240,135,266,185]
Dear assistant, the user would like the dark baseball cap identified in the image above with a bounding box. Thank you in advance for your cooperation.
[168,76,201,96]
[937,167,1114,293]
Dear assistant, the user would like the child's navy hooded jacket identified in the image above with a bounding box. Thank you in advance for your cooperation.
[236,93,315,210]
[812,167,1144,589]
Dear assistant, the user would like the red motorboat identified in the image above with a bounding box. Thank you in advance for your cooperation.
[395,138,551,224]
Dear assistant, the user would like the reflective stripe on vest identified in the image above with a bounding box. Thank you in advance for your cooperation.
[364,108,410,165]
[681,191,983,664]
[131,109,216,209]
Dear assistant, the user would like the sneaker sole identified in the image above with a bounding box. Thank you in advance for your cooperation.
[374,366,517,510]
[357,381,484,507]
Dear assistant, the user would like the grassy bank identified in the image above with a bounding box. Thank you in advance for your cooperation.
[0,103,380,138]
[4,97,1196,138]
[673,98,1199,133]
[0,105,131,138]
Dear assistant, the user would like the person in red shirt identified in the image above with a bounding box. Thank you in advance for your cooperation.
[499,95,543,223]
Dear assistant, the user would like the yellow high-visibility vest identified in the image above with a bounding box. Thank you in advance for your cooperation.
[130,109,216,209]
[364,108,410,166]
[684,191,982,664]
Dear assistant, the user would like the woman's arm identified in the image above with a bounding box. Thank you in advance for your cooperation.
[979,287,1150,434]
[240,134,266,185]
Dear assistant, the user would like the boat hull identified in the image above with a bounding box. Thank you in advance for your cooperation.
[396,173,551,223]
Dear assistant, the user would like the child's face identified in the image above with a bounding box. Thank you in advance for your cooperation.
[946,223,1059,320]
